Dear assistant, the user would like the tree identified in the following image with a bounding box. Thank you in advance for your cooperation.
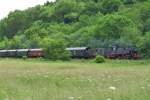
[53,0,78,22]
[138,32,150,58]
[0,0,149,59]
[94,14,138,39]
[64,12,79,24]
[143,19,150,33]
[0,41,5,49]
[140,3,150,22]
[40,38,70,60]
[24,20,49,39]
[136,0,148,2]
[0,10,27,38]
[100,0,121,14]
[10,36,24,49]
[122,0,135,4]
[80,1,99,15]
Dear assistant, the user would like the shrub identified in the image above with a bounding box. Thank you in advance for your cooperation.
[94,55,105,63]
[40,38,70,61]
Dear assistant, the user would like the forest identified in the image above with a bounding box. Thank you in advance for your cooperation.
[0,0,150,59]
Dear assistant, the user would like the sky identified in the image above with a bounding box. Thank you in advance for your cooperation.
[0,0,55,19]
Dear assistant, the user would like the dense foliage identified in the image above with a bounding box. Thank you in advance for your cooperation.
[94,55,105,63]
[40,38,70,60]
[0,0,150,59]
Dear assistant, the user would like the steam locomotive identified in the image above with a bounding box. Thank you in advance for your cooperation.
[96,46,139,59]
[0,46,139,59]
[66,46,139,59]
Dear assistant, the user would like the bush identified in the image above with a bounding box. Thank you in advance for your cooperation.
[94,55,105,63]
[40,38,70,61]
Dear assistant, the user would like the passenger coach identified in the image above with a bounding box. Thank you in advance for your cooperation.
[66,47,96,58]
[0,49,43,58]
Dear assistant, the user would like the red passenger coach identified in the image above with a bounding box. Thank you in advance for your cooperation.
[28,49,43,58]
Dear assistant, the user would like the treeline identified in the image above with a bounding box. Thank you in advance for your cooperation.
[0,0,150,59]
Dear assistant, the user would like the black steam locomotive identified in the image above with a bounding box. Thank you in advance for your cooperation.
[66,46,139,59]
[96,46,139,59]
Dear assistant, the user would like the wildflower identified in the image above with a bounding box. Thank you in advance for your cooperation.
[68,97,75,100]
[106,98,112,100]
[36,73,42,76]
[109,86,116,91]
[88,79,92,82]
[147,85,150,87]
[77,96,81,99]
[141,87,145,89]
[26,96,32,100]
[44,75,49,78]
[46,72,50,74]
[107,75,111,79]
[65,77,70,80]
[4,98,9,100]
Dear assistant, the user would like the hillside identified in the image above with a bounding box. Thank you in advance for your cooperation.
[0,0,150,58]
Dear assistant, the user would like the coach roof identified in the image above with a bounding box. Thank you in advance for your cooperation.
[66,47,90,51]
[29,49,43,51]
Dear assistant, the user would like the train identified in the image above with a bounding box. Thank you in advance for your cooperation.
[0,46,140,59]
[0,49,43,58]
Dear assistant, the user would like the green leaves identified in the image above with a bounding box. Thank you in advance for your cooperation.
[138,32,150,58]
[94,14,136,39]
[40,38,70,60]
[100,0,122,14]
[0,0,149,58]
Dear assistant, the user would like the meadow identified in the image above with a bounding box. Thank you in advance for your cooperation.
[0,59,150,100]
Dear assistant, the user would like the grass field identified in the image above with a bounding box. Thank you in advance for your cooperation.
[0,59,150,100]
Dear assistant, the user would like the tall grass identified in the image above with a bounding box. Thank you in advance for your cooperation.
[0,59,150,100]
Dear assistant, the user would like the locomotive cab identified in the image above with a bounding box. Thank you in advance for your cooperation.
[129,49,140,59]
